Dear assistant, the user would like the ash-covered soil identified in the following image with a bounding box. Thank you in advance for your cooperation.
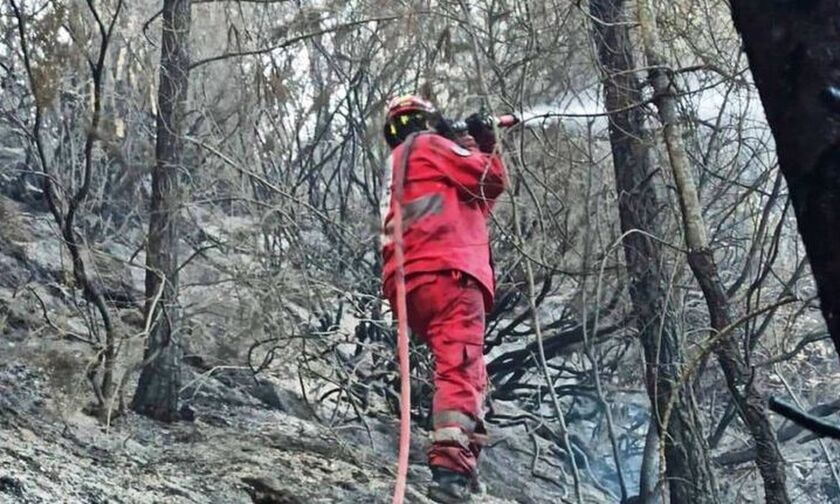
[0,359,607,504]
[0,197,610,504]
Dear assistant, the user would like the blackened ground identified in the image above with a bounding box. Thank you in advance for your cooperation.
[0,359,611,504]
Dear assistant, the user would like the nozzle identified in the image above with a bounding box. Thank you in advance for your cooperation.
[447,114,520,133]
[496,114,520,128]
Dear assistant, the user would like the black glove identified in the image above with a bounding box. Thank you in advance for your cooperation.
[428,112,458,141]
[465,113,496,153]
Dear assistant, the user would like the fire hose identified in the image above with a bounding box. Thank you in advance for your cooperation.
[389,113,519,504]
[389,131,414,504]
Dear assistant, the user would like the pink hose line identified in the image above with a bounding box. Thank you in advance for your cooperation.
[390,133,418,504]
[390,202,411,504]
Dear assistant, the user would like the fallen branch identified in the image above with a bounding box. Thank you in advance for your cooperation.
[717,398,840,465]
[768,397,840,440]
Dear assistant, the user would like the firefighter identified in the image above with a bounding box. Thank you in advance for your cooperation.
[380,95,507,502]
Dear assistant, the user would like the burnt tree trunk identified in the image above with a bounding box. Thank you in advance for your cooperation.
[589,1,719,502]
[637,1,790,502]
[132,0,192,422]
[729,2,840,361]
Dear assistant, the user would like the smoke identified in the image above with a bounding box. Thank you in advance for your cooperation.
[512,74,767,136]
[513,89,608,133]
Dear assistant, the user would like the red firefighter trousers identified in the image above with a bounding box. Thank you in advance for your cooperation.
[391,270,488,476]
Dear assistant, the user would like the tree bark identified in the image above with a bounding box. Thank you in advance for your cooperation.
[639,418,660,503]
[589,1,719,502]
[637,1,790,503]
[728,2,840,362]
[132,0,192,422]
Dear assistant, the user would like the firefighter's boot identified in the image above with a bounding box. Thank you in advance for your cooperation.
[428,467,473,503]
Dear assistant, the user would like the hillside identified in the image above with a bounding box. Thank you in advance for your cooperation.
[0,200,608,504]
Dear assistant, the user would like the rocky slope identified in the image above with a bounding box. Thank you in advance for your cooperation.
[0,196,610,503]
[0,357,610,504]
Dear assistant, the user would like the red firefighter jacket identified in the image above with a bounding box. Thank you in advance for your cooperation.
[380,131,507,310]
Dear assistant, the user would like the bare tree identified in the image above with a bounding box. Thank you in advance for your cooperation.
[8,0,125,419]
[637,0,789,502]
[132,0,192,421]
[589,1,719,502]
